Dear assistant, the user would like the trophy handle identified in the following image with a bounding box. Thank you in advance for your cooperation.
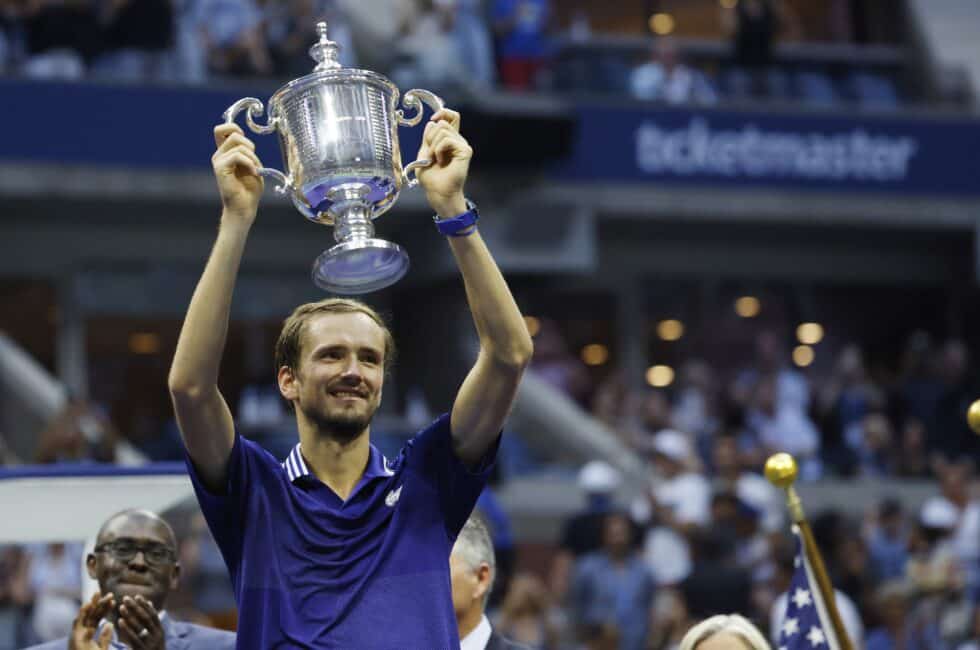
[223,97,278,135]
[397,89,445,188]
[222,98,314,219]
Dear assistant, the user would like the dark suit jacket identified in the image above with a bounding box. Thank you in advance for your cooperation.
[24,616,236,650]
[485,630,534,650]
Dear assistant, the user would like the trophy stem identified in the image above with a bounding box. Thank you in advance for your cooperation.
[333,202,375,244]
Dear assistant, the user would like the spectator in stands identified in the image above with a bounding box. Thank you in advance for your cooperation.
[852,412,898,477]
[678,613,771,650]
[24,542,84,643]
[933,459,980,601]
[591,371,629,433]
[816,343,885,474]
[867,498,910,582]
[35,396,118,464]
[570,511,655,650]
[20,0,101,80]
[647,429,711,532]
[670,360,720,444]
[896,416,931,478]
[906,496,973,644]
[0,545,30,648]
[550,460,621,599]
[624,388,671,452]
[91,0,175,81]
[932,339,980,465]
[178,513,238,631]
[719,0,798,99]
[709,491,772,584]
[0,0,19,74]
[492,0,550,91]
[453,0,496,89]
[450,516,529,649]
[196,0,272,76]
[392,0,473,94]
[681,528,752,624]
[263,0,357,77]
[710,434,784,534]
[527,318,592,408]
[638,430,709,587]
[26,509,236,650]
[865,580,944,650]
[744,375,822,480]
[494,573,560,650]
[630,38,717,105]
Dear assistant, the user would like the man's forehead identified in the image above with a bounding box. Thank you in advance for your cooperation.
[303,312,385,350]
[100,516,170,545]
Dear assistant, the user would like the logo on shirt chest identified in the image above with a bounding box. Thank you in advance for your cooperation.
[385,485,402,507]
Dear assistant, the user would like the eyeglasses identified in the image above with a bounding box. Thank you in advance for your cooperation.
[94,540,176,566]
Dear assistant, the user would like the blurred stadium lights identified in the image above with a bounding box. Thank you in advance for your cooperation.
[580,343,609,366]
[792,344,815,367]
[656,319,684,341]
[645,364,675,387]
[796,322,825,345]
[649,13,676,35]
[735,296,761,318]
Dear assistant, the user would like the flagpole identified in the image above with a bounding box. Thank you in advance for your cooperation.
[765,453,854,650]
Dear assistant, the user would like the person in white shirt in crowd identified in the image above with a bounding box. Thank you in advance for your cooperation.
[630,37,717,105]
[452,516,529,650]
[635,429,710,587]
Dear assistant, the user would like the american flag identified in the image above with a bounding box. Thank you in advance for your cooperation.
[777,526,841,650]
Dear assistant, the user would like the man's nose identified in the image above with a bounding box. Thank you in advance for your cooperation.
[128,551,149,568]
[340,357,363,380]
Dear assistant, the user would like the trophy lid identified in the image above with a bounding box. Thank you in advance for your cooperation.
[309,21,342,71]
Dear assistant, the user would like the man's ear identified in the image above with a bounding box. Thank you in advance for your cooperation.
[86,554,98,580]
[170,562,181,592]
[278,365,298,403]
[474,563,492,604]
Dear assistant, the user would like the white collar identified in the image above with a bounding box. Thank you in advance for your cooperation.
[460,614,492,650]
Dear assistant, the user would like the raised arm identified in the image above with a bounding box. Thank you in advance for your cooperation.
[168,124,264,491]
[415,110,534,466]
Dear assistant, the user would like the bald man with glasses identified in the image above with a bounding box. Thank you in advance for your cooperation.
[26,509,235,650]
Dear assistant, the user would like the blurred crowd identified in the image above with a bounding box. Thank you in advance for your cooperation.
[0,0,904,108]
[508,320,980,648]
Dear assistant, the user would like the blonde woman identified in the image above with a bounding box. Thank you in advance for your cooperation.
[679,614,772,650]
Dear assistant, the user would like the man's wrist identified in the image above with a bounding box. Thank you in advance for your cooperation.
[430,194,468,220]
[220,209,256,230]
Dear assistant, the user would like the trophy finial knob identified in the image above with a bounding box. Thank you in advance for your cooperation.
[765,453,799,489]
[309,21,341,71]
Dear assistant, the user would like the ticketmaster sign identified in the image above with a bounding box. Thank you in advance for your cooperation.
[559,106,980,196]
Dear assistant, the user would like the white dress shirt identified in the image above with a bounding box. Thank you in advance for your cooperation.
[460,614,492,650]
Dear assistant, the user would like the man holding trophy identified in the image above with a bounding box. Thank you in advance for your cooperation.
[167,23,533,647]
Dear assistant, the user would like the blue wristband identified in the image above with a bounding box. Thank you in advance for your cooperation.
[434,201,479,237]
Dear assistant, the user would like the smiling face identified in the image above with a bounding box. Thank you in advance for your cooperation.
[88,512,179,612]
[279,311,385,441]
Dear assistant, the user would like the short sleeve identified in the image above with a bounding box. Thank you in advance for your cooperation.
[183,432,253,573]
[400,413,499,540]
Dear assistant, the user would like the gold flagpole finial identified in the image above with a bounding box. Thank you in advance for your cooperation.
[764,452,798,488]
[765,452,804,523]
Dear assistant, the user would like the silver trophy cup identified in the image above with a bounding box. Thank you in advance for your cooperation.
[223,22,444,294]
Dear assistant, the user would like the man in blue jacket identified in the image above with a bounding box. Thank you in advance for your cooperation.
[26,509,235,650]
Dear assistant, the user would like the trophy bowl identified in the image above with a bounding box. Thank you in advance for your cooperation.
[223,21,444,294]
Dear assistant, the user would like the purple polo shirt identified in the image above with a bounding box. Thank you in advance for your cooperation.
[184,413,497,649]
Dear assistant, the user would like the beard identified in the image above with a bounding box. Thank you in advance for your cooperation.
[301,400,376,444]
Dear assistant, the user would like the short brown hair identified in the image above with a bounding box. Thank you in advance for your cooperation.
[274,298,396,375]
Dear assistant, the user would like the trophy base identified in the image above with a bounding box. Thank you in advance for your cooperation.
[312,239,409,295]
